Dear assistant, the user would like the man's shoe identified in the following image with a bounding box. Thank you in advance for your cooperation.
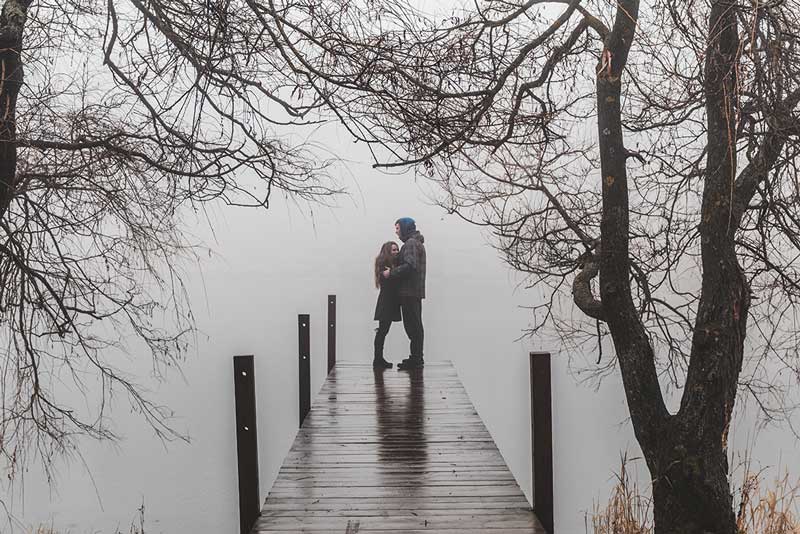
[373,358,393,369]
[398,359,424,370]
[399,356,424,365]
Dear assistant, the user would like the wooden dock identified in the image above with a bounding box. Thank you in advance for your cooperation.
[253,361,546,533]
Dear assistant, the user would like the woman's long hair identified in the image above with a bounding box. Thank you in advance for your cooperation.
[374,241,398,288]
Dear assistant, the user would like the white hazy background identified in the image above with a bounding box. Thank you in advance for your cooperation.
[6,129,800,534]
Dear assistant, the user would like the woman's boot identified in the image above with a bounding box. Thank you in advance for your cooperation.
[373,356,393,368]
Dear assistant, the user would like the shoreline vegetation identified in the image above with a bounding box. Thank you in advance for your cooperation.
[590,454,800,534]
[23,457,800,534]
[27,502,145,534]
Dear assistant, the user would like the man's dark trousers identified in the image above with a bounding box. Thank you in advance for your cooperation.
[400,296,424,361]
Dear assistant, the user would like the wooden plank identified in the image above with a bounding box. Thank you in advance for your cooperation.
[254,514,539,529]
[254,530,541,534]
[254,361,545,533]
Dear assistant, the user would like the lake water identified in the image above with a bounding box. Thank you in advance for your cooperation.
[6,152,800,533]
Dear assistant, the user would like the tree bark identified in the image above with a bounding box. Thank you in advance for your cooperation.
[654,2,746,532]
[596,0,743,532]
[0,0,32,221]
[649,425,738,533]
[596,0,671,461]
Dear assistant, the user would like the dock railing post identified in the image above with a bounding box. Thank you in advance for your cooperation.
[530,351,554,533]
[233,355,260,534]
[327,295,336,374]
[298,314,311,426]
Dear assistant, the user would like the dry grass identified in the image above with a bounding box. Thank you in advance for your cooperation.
[26,502,145,534]
[588,453,800,534]
[736,470,800,534]
[588,453,653,534]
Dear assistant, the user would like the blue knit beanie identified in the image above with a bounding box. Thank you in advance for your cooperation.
[395,217,416,239]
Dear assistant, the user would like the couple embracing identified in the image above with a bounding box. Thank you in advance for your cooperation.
[372,217,426,371]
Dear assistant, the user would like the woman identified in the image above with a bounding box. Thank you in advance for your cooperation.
[373,241,401,368]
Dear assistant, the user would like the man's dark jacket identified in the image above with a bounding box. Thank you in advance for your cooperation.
[389,231,426,299]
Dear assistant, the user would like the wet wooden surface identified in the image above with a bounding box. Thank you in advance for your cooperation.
[254,361,545,533]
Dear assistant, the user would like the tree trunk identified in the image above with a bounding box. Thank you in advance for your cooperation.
[647,427,737,534]
[0,0,32,221]
[645,2,746,532]
[595,0,746,531]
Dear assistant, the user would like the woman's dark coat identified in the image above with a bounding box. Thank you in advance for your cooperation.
[374,272,402,322]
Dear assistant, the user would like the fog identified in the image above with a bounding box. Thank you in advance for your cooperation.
[6,135,799,534]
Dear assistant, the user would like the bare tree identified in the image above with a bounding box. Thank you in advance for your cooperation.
[0,0,339,482]
[256,0,800,532]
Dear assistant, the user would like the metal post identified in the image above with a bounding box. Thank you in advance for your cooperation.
[327,295,336,374]
[530,351,554,533]
[233,355,260,534]
[298,314,311,426]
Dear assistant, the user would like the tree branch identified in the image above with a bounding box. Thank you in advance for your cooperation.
[572,243,606,321]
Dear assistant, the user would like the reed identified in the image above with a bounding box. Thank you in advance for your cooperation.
[27,502,145,534]
[736,469,800,534]
[589,453,652,534]
[589,453,800,534]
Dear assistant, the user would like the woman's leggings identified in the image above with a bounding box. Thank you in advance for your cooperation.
[373,320,392,360]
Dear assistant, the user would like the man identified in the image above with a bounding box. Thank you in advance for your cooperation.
[383,217,426,370]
